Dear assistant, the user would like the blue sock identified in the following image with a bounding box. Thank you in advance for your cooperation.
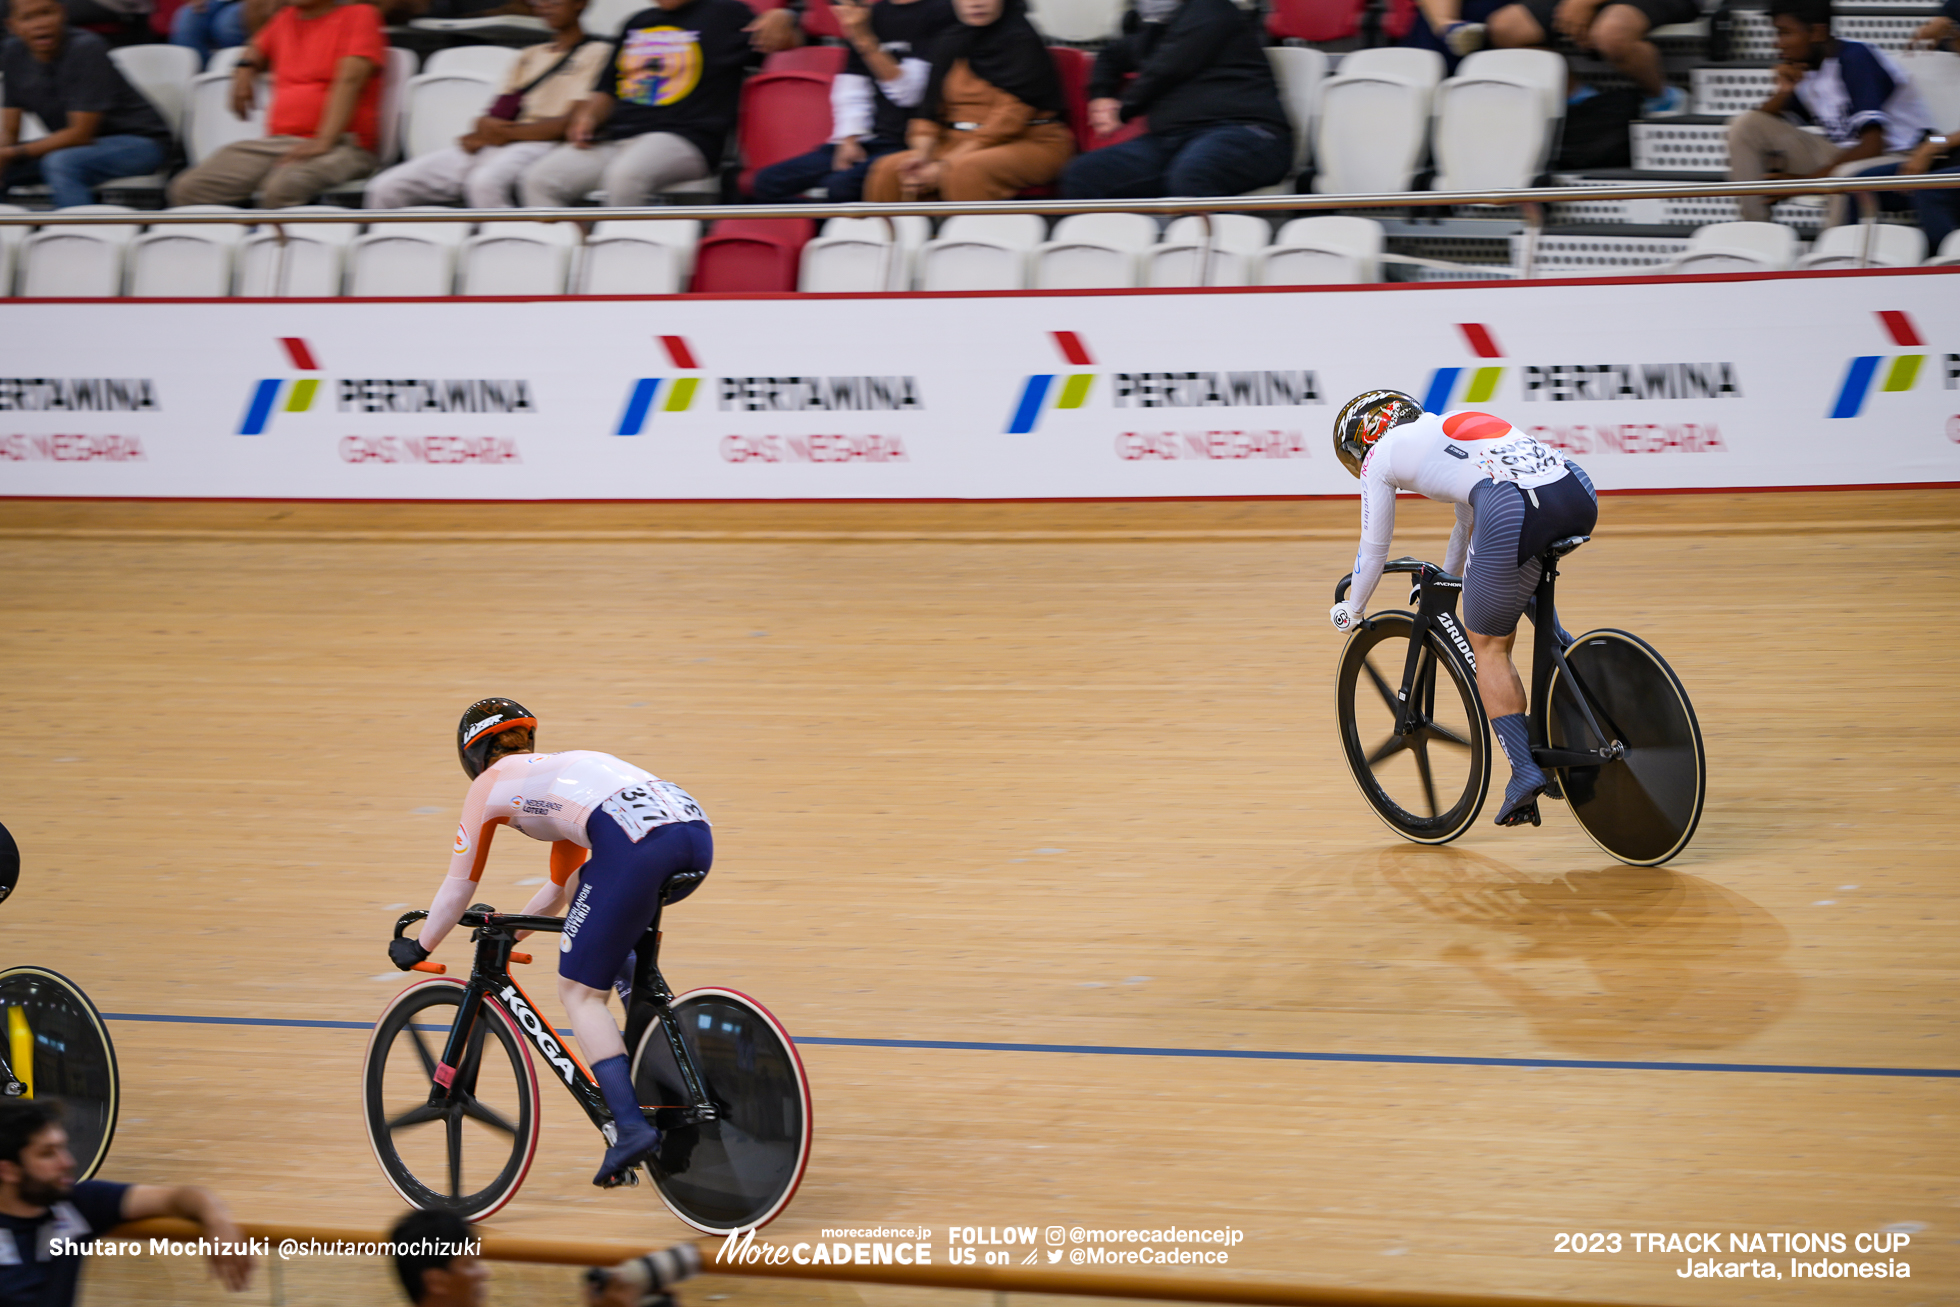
[591,1053,655,1144]
[1491,713,1546,818]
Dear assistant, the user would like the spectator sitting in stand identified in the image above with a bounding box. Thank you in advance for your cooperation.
[1,0,172,207]
[1851,129,1960,251]
[1409,0,1696,116]
[863,0,1073,201]
[165,0,387,207]
[1911,0,1960,53]
[1060,0,1290,199]
[520,0,757,207]
[365,0,606,206]
[171,0,251,67]
[0,1098,254,1307]
[1726,0,1931,224]
[751,0,954,202]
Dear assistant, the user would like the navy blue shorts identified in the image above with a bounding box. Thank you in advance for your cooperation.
[1462,463,1597,637]
[558,812,712,991]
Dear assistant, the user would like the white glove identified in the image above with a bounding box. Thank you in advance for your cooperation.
[1330,600,1365,634]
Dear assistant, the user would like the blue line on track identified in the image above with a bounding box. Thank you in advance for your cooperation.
[99,1013,1958,1079]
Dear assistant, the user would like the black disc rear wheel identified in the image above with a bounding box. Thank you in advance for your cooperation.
[1547,628,1706,866]
[632,987,811,1234]
[1336,611,1491,844]
[0,967,118,1180]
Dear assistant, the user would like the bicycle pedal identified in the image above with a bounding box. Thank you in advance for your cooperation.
[597,1167,641,1189]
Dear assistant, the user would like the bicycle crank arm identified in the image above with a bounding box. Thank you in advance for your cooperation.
[1532,743,1626,768]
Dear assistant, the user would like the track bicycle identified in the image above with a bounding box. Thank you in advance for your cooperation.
[1333,536,1706,867]
[0,820,122,1178]
[363,874,812,1232]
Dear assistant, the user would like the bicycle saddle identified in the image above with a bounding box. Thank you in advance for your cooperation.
[1548,535,1590,558]
[662,870,708,905]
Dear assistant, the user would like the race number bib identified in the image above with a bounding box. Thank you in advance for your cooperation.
[601,781,707,843]
[1476,434,1568,489]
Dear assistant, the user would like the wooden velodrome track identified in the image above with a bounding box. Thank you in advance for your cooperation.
[0,491,1955,1307]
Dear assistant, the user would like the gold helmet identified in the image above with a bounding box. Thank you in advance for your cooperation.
[1332,390,1424,477]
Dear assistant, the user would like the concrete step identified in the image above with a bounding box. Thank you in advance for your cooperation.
[1632,119,1733,172]
[1549,169,1829,228]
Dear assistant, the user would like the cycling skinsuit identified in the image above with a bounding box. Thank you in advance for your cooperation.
[450,750,712,990]
[1350,410,1597,637]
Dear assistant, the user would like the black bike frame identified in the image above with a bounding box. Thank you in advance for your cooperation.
[1340,549,1626,767]
[391,899,717,1144]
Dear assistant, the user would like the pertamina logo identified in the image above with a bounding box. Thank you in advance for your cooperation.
[616,335,703,435]
[239,337,323,435]
[241,338,533,459]
[1422,323,1508,410]
[1828,310,1930,419]
[1009,331,1323,440]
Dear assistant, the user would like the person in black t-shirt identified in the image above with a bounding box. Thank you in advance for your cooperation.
[0,0,172,209]
[0,1099,254,1307]
[750,0,954,202]
[519,0,755,206]
[1059,0,1291,200]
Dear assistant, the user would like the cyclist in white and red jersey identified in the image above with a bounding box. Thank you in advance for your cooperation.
[1326,391,1598,828]
[387,697,712,1186]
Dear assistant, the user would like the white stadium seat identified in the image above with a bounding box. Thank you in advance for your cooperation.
[206,45,249,75]
[457,220,579,295]
[1258,214,1383,284]
[375,46,421,167]
[1927,229,1960,267]
[583,0,643,37]
[1144,213,1272,287]
[1661,220,1798,275]
[798,215,931,292]
[0,203,31,296]
[575,218,702,294]
[17,206,143,297]
[915,213,1047,291]
[1313,47,1443,195]
[1032,212,1159,289]
[126,205,251,296]
[108,44,198,138]
[235,206,363,296]
[400,72,498,162]
[424,45,523,82]
[1795,223,1927,270]
[1029,0,1122,42]
[186,67,266,165]
[1898,51,1960,133]
[1431,48,1564,192]
[1246,46,1325,194]
[346,208,473,295]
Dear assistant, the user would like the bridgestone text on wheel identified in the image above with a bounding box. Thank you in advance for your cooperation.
[1337,612,1492,845]
[1547,629,1706,866]
[363,978,540,1221]
[631,987,812,1235]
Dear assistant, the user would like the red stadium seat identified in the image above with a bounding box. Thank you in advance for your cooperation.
[801,0,846,39]
[1265,0,1365,43]
[764,45,850,74]
[736,70,835,196]
[691,218,816,292]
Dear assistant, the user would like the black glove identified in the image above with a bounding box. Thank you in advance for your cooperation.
[388,937,431,971]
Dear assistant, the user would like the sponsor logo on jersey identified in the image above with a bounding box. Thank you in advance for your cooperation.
[0,379,159,411]
[1444,443,1469,459]
[510,796,523,810]
[454,824,471,854]
[717,377,923,412]
[497,984,577,1085]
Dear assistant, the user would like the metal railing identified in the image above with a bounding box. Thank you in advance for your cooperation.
[3,172,1956,282]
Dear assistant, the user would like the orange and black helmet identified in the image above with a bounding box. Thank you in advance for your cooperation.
[1333,390,1424,477]
[457,698,537,780]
